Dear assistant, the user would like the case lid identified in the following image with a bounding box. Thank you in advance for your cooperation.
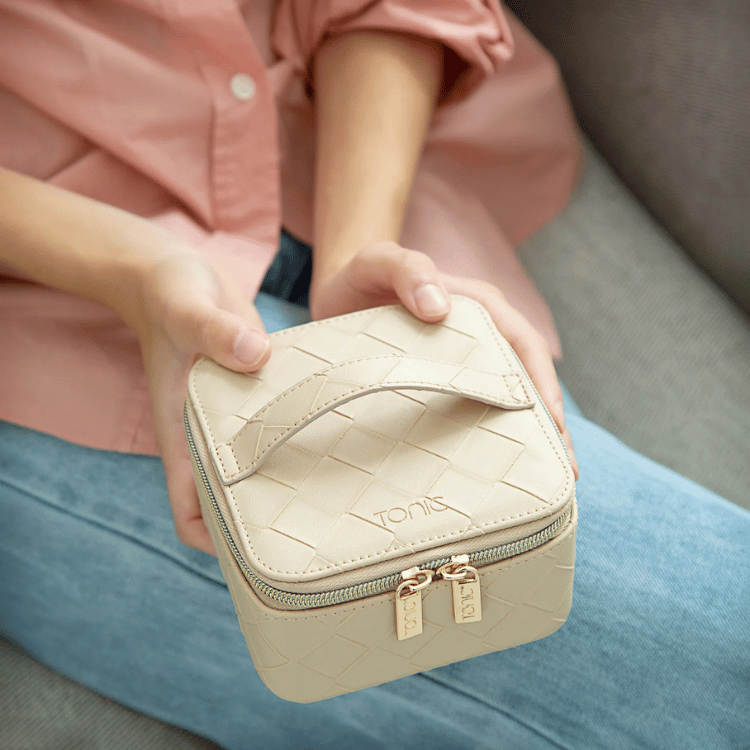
[187,296,574,584]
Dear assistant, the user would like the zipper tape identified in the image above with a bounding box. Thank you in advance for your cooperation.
[185,404,573,612]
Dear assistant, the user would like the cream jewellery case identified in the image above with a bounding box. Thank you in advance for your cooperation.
[184,295,577,703]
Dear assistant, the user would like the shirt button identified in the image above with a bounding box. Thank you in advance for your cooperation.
[229,73,256,101]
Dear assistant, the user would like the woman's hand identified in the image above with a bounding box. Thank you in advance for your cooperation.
[309,241,579,479]
[307,33,580,469]
[0,168,273,555]
[130,250,272,555]
[311,33,576,473]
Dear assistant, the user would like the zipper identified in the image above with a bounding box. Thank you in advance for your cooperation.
[395,567,433,640]
[185,405,572,614]
[395,555,483,640]
[438,554,482,626]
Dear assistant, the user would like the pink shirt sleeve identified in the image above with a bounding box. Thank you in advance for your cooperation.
[0,1,581,455]
[272,1,580,359]
[273,0,514,100]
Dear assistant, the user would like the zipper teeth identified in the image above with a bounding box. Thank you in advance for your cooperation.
[185,406,571,611]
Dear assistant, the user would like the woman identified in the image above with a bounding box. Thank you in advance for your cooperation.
[0,2,747,748]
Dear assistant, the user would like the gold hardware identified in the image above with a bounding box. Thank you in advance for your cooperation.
[395,566,432,640]
[438,555,482,624]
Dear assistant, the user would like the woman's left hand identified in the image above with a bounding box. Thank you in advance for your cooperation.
[309,241,579,479]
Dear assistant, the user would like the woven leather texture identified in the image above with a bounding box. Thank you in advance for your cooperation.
[187,296,574,584]
[217,354,533,482]
[204,486,577,703]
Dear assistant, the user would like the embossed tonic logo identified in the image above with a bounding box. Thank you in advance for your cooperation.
[373,496,451,527]
[459,585,477,620]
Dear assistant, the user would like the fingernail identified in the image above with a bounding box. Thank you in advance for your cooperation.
[414,284,449,317]
[234,329,269,365]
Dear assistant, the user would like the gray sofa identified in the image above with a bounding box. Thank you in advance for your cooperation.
[2,0,748,747]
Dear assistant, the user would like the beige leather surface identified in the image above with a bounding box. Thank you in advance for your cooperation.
[215,354,534,482]
[203,481,576,703]
[186,297,577,702]
[187,297,574,585]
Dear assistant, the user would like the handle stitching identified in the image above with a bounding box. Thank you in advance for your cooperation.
[191,297,574,578]
[224,359,528,479]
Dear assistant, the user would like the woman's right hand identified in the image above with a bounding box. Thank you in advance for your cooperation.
[127,250,272,555]
[0,167,272,555]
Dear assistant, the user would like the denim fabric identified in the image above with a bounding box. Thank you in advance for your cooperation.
[259,230,313,308]
[1,413,748,750]
[1,234,748,749]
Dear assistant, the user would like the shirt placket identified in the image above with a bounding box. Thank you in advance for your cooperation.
[179,1,281,247]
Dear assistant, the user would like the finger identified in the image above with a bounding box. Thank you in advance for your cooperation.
[145,253,271,371]
[144,348,218,555]
[478,293,563,416]
[562,427,580,480]
[498,315,579,478]
[180,517,216,556]
[447,281,579,477]
[489,307,581,479]
[163,413,217,555]
[348,243,451,321]
[172,298,271,372]
[164,448,217,556]
[550,403,580,480]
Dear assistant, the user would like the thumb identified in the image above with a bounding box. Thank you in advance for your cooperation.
[181,299,271,372]
[345,243,451,322]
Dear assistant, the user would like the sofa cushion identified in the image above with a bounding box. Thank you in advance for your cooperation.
[518,139,750,511]
[507,0,750,314]
[0,637,218,750]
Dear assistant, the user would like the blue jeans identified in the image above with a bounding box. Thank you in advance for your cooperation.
[1,234,749,749]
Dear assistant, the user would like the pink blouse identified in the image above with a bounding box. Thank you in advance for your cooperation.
[0,0,581,456]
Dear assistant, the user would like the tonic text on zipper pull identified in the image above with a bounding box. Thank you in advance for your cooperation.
[438,555,483,624]
[395,567,433,640]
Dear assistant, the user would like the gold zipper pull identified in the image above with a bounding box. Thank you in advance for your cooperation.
[395,566,433,640]
[438,554,482,625]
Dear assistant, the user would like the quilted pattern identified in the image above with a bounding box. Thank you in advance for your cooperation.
[217,355,533,481]
[187,297,574,584]
[206,486,577,704]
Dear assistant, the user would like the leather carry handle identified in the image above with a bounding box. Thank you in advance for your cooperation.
[214,354,534,485]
